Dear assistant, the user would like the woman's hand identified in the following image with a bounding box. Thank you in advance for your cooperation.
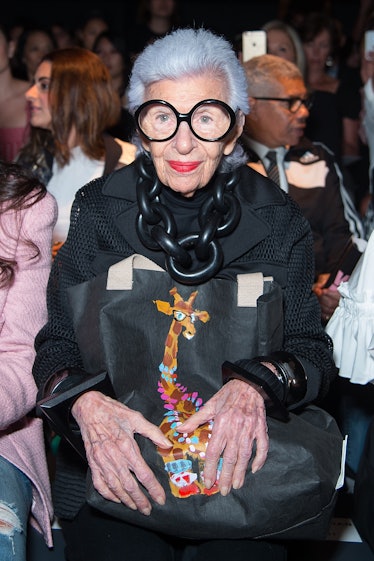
[176,379,268,496]
[313,273,342,323]
[316,289,341,324]
[71,391,172,515]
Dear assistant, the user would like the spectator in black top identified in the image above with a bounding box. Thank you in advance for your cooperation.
[92,30,136,143]
[128,0,182,61]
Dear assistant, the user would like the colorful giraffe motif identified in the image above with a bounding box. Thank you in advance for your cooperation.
[154,287,223,498]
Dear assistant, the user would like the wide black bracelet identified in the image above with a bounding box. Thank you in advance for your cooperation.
[260,351,307,407]
[36,367,88,409]
[222,360,289,421]
[37,371,115,460]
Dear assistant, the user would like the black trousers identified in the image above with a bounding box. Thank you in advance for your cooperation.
[60,504,287,561]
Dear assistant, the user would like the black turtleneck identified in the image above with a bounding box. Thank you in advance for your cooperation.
[159,182,215,238]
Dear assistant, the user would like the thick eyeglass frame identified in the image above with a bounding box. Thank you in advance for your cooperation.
[134,99,237,142]
[251,96,313,113]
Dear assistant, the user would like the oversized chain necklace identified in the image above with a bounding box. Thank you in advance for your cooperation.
[136,155,241,284]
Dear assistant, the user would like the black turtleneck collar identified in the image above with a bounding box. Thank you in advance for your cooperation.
[160,179,216,237]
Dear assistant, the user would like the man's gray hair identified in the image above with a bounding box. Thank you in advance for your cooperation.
[244,54,303,97]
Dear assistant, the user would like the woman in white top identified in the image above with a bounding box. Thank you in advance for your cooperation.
[15,47,136,256]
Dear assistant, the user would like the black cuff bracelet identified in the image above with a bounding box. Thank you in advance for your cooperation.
[261,351,308,407]
[36,371,115,460]
[222,360,289,421]
[36,367,88,407]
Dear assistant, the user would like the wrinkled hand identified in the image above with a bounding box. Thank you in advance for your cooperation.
[71,391,172,515]
[176,379,268,496]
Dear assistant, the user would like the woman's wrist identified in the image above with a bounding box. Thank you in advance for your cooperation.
[222,352,308,419]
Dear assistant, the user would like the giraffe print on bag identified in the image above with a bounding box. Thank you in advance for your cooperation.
[154,287,223,498]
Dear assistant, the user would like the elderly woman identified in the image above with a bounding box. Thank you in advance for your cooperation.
[33,27,337,561]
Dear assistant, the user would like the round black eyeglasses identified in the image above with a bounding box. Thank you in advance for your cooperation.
[135,99,237,142]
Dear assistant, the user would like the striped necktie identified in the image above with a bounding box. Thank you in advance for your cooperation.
[266,150,280,186]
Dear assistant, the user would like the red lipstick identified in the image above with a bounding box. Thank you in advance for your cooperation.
[168,161,200,172]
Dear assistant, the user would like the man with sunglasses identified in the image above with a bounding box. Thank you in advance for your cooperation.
[241,54,366,324]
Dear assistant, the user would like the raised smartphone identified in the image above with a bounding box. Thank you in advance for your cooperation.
[242,30,267,63]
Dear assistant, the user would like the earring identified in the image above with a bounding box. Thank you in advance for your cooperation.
[325,55,334,67]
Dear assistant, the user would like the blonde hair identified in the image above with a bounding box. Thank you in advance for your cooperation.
[262,19,306,77]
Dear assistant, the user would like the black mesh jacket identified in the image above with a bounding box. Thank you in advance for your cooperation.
[32,160,337,520]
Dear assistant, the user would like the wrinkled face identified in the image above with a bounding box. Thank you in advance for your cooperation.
[245,77,308,147]
[25,60,52,130]
[266,29,297,64]
[139,74,244,198]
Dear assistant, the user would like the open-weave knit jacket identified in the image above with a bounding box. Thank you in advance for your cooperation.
[32,160,337,520]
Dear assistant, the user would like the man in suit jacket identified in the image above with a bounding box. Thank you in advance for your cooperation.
[240,53,366,323]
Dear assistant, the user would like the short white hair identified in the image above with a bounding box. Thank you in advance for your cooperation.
[128,27,249,115]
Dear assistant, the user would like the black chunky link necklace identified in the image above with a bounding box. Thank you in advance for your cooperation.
[136,155,241,284]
